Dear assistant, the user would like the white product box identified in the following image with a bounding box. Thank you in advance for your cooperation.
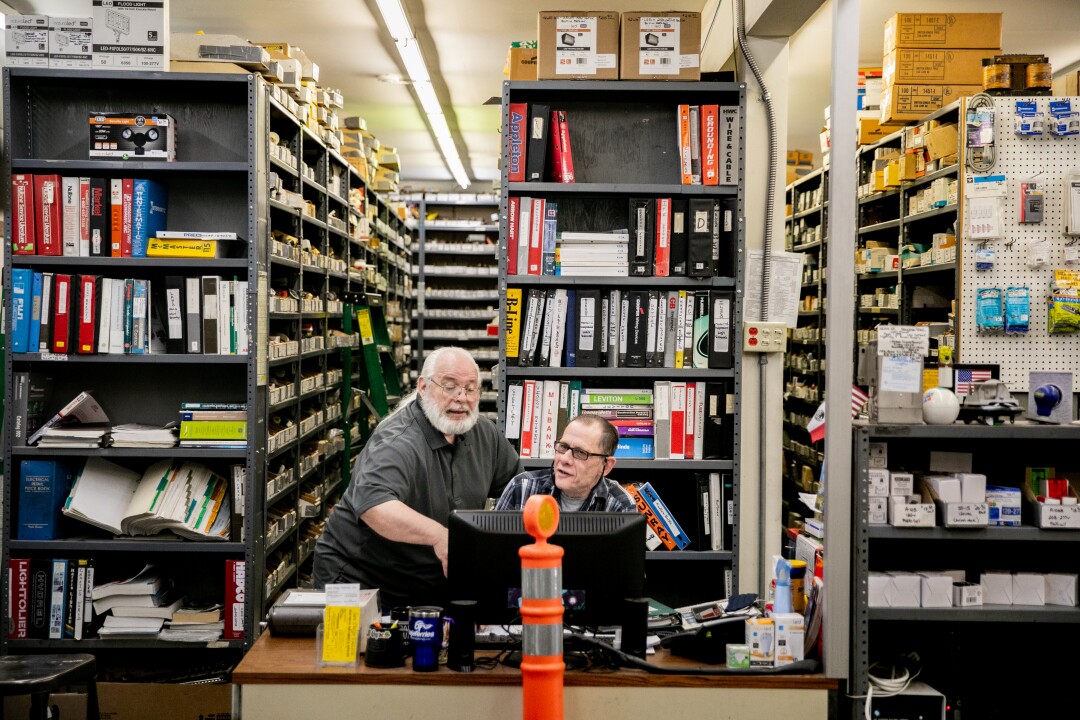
[986,485,1022,527]
[5,15,49,67]
[888,497,935,527]
[92,0,170,70]
[924,483,989,527]
[929,451,972,473]
[981,572,1013,605]
[1045,574,1078,606]
[924,475,962,502]
[773,613,805,666]
[953,582,983,607]
[1012,573,1045,606]
[868,497,888,525]
[889,471,914,497]
[49,17,93,69]
[1022,483,1080,529]
[868,573,891,607]
[886,573,922,608]
[919,573,954,608]
[746,618,774,666]
[868,442,888,468]
[955,473,987,503]
[868,468,890,497]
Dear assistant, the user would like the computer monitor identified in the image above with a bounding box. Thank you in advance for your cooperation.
[447,510,646,628]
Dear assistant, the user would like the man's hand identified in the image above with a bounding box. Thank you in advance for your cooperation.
[433,526,449,577]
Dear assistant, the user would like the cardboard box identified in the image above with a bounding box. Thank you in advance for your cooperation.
[537,11,619,80]
[746,617,774,666]
[506,46,538,80]
[858,117,904,146]
[868,573,891,607]
[886,573,922,608]
[924,483,989,528]
[619,11,700,81]
[253,41,294,59]
[888,497,935,527]
[980,572,1013,605]
[925,124,958,161]
[5,14,49,67]
[1022,482,1080,529]
[49,17,93,69]
[98,682,231,720]
[5,693,87,720]
[868,497,888,525]
[953,582,982,607]
[919,573,954,608]
[1052,70,1080,97]
[890,472,914,497]
[1045,574,1078,606]
[1013,573,1046,606]
[883,13,1003,54]
[883,48,999,86]
[773,613,805,666]
[92,0,170,70]
[89,112,177,161]
[955,473,986,503]
[881,84,983,125]
[868,468,890,497]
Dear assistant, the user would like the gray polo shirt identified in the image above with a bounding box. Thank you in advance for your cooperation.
[314,399,522,608]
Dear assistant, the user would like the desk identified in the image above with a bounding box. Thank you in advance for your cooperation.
[233,634,838,719]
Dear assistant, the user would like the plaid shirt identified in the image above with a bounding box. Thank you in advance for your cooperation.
[494,468,637,512]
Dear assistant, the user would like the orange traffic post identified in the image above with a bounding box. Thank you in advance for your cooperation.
[519,494,564,720]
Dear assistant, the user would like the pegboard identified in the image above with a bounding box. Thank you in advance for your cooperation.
[958,95,1080,388]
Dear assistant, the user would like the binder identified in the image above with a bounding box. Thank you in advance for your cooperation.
[78,177,91,256]
[550,110,575,183]
[669,197,689,275]
[541,201,558,275]
[507,196,519,275]
[201,276,220,355]
[122,278,134,353]
[28,272,43,354]
[564,289,577,367]
[618,292,630,366]
[677,104,692,185]
[525,103,550,182]
[693,381,706,460]
[51,274,74,354]
[687,197,714,277]
[717,196,738,278]
[701,105,719,185]
[35,174,63,256]
[688,106,702,185]
[185,277,202,353]
[708,472,723,550]
[88,177,109,257]
[217,279,231,355]
[537,380,560,458]
[547,288,568,368]
[537,288,557,367]
[161,275,187,354]
[625,483,677,550]
[719,106,742,185]
[121,177,134,257]
[527,197,545,275]
[605,289,620,368]
[504,287,523,362]
[709,289,735,369]
[674,290,687,369]
[507,102,528,182]
[516,196,531,277]
[663,291,678,368]
[505,380,524,449]
[529,381,544,458]
[61,177,80,256]
[645,290,660,368]
[11,269,33,353]
[109,178,124,257]
[39,273,54,353]
[575,289,601,368]
[519,288,546,366]
[624,290,648,368]
[76,274,100,354]
[684,383,697,460]
[108,278,126,354]
[653,381,671,460]
[11,174,37,255]
[96,276,112,354]
[692,291,710,369]
[654,197,671,276]
[702,381,734,460]
[629,197,654,276]
[519,379,537,457]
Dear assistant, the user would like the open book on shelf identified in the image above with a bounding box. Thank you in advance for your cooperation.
[27,390,109,446]
[63,458,233,540]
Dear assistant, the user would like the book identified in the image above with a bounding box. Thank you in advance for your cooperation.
[179,420,247,440]
[11,174,36,254]
[121,177,134,256]
[507,102,528,182]
[77,274,100,354]
[48,559,67,638]
[525,103,551,182]
[17,459,77,539]
[550,110,575,183]
[541,201,558,275]
[624,483,675,550]
[507,196,519,275]
[614,437,654,459]
[88,177,108,256]
[224,560,245,639]
[564,289,578,367]
[147,237,239,259]
[8,559,30,639]
[701,104,719,185]
[670,198,689,276]
[171,603,224,624]
[10,268,32,353]
[132,179,168,257]
[51,273,74,353]
[27,390,109,446]
[12,372,50,447]
[655,198,672,276]
[109,178,124,257]
[39,272,54,352]
[678,104,692,185]
[91,564,165,601]
[687,198,714,277]
[78,177,91,256]
[35,174,63,256]
[111,594,185,619]
[639,482,690,549]
[719,105,742,185]
[28,559,51,638]
[709,289,735,369]
[688,106,702,185]
[29,272,43,351]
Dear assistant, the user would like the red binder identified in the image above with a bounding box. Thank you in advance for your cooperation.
[507,102,528,182]
[655,198,671,276]
[549,110,575,183]
[52,274,73,353]
[11,174,36,255]
[109,179,123,257]
[519,380,537,457]
[121,178,134,257]
[34,175,62,256]
[527,198,544,276]
[701,105,719,186]
[77,275,99,354]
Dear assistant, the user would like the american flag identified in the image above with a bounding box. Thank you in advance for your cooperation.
[955,369,993,396]
[851,385,869,418]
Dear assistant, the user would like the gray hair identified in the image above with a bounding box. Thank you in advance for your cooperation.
[420,346,480,380]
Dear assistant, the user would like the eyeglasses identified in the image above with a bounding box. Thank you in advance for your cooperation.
[427,378,481,399]
[554,441,609,462]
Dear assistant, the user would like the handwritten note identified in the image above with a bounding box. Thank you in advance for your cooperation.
[743,251,803,328]
[877,325,929,358]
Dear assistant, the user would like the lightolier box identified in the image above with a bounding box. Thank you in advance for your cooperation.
[92,0,170,70]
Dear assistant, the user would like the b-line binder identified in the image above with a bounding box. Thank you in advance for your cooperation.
[629,197,654,276]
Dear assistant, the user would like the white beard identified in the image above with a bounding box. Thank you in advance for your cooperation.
[420,390,479,436]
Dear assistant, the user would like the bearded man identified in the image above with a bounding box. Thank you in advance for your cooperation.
[313,346,522,610]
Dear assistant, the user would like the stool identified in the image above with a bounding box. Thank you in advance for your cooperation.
[0,654,99,720]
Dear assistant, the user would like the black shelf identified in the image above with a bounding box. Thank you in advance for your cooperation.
[9,447,246,459]
[9,159,248,173]
[302,215,327,231]
[10,256,249,269]
[269,155,298,177]
[12,353,248,364]
[868,526,1080,542]
[507,182,738,196]
[901,262,955,278]
[269,198,300,215]
[301,176,327,195]
[521,458,733,471]
[858,307,898,315]
[7,540,246,553]
[859,421,1080,440]
[646,551,733,561]
[508,276,734,288]
[505,367,734,379]
[265,525,297,556]
[869,606,1080,623]
[858,270,898,282]
[791,240,822,252]
[509,79,741,93]
[6,639,246,650]
[905,204,958,223]
[793,206,824,220]
[267,479,300,507]
[858,188,900,206]
[858,219,900,234]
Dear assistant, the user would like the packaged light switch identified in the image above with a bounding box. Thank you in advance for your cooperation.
[1049,100,1080,136]
[1014,101,1043,137]
[92,0,170,70]
[986,485,1022,526]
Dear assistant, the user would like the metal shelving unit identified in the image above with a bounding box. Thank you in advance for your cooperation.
[496,79,745,608]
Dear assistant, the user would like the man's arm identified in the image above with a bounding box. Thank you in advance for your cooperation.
[360,500,450,576]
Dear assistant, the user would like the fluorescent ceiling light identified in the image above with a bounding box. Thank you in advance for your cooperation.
[397,40,429,84]
[374,0,412,40]
[372,0,470,187]
[413,81,441,116]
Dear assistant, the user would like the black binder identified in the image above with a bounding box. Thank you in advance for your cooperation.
[629,197,654,277]
[716,196,738,278]
[525,103,550,182]
[669,197,689,276]
[708,289,734,370]
[687,198,713,277]
[624,290,648,368]
[575,289,601,367]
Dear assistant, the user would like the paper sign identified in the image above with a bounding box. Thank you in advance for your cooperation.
[877,325,929,358]
[744,251,803,328]
[880,355,923,393]
[322,584,362,664]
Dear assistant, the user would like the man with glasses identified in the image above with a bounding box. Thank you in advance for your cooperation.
[313,346,522,610]
[495,415,636,512]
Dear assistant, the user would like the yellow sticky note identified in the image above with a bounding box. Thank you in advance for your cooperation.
[922,368,939,393]
[321,605,361,664]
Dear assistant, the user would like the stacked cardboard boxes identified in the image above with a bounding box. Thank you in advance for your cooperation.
[880,13,1002,125]
[786,149,814,186]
